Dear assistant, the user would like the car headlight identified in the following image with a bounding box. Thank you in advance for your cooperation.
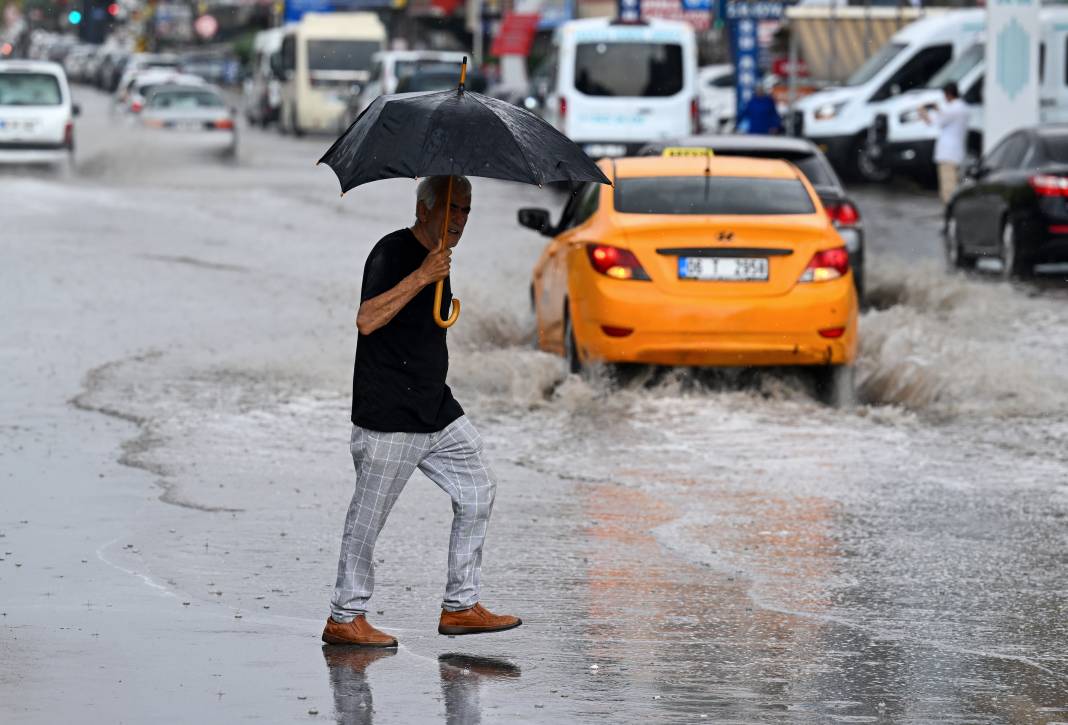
[814,102,846,121]
[898,109,921,124]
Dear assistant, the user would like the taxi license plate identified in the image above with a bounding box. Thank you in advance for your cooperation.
[678,257,768,281]
[172,121,202,131]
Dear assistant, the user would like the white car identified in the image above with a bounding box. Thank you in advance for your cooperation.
[348,49,468,122]
[116,69,205,115]
[113,53,181,102]
[0,60,78,167]
[697,64,735,133]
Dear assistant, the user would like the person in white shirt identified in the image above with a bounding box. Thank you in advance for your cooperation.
[920,82,970,205]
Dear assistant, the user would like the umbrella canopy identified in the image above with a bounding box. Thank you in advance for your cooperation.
[317,89,611,192]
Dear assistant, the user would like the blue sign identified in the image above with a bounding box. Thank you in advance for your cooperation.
[284,0,390,22]
[731,15,760,123]
[681,0,711,10]
[726,0,784,19]
[618,0,641,22]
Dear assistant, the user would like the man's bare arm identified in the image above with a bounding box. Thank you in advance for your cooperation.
[356,248,451,335]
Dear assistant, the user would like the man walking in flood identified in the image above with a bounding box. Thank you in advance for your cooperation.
[322,175,521,647]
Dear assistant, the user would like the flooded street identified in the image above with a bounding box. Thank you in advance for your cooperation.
[3,88,1068,723]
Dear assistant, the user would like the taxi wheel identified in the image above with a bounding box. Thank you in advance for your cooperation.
[814,365,856,408]
[564,308,582,375]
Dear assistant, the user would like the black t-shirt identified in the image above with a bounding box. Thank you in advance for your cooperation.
[351,228,463,433]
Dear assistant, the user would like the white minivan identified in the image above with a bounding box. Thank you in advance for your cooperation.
[0,60,78,167]
[790,9,984,181]
[276,12,387,136]
[539,18,699,158]
[868,9,1068,179]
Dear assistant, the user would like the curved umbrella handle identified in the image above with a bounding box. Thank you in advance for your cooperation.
[432,172,461,328]
[433,282,460,328]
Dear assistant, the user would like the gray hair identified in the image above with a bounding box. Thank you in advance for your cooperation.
[416,175,472,211]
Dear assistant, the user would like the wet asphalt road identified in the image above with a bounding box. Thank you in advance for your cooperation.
[2,88,1068,724]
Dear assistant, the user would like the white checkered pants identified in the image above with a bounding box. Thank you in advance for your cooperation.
[330,415,497,622]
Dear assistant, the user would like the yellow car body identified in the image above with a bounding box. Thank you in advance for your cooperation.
[530,155,859,369]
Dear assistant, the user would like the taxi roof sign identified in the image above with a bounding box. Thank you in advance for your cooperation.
[662,147,715,158]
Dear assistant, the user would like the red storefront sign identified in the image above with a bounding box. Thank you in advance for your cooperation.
[491,13,540,57]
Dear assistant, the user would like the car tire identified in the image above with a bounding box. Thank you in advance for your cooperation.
[944,212,972,270]
[564,305,582,375]
[814,364,856,408]
[999,217,1030,280]
[852,138,892,183]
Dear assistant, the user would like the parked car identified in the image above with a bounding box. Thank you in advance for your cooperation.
[639,135,866,300]
[945,124,1068,278]
[0,60,79,167]
[517,155,859,404]
[697,64,735,133]
[140,84,237,156]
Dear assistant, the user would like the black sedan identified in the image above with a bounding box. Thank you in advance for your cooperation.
[639,135,866,300]
[946,124,1068,278]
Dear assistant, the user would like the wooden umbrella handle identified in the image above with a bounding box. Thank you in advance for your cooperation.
[433,174,460,328]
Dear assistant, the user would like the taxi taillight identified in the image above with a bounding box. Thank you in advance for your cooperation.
[691,98,700,134]
[825,201,859,227]
[215,118,234,130]
[63,120,74,148]
[586,244,650,281]
[799,247,849,283]
[130,99,143,113]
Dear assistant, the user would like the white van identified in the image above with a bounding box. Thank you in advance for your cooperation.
[243,27,285,127]
[347,50,468,121]
[539,18,698,158]
[790,9,984,181]
[0,60,78,167]
[868,10,1068,179]
[276,12,387,136]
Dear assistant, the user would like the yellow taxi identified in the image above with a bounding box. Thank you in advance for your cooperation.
[517,153,859,402]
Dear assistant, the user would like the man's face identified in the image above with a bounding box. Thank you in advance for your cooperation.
[421,188,472,248]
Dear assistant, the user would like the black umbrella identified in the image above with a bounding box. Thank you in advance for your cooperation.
[318,58,611,329]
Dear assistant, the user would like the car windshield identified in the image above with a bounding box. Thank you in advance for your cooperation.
[926,43,983,88]
[574,42,683,97]
[148,89,224,109]
[845,42,906,87]
[615,176,816,215]
[307,40,379,72]
[0,72,62,106]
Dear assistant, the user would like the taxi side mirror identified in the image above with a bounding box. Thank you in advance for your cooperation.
[518,208,553,236]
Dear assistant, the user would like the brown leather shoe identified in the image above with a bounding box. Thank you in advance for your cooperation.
[438,603,522,636]
[321,615,398,647]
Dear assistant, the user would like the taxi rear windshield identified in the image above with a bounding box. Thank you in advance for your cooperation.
[615,176,815,215]
[0,73,62,106]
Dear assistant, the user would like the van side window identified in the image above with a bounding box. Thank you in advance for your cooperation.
[1039,42,1046,84]
[1065,36,1068,86]
[870,44,952,102]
